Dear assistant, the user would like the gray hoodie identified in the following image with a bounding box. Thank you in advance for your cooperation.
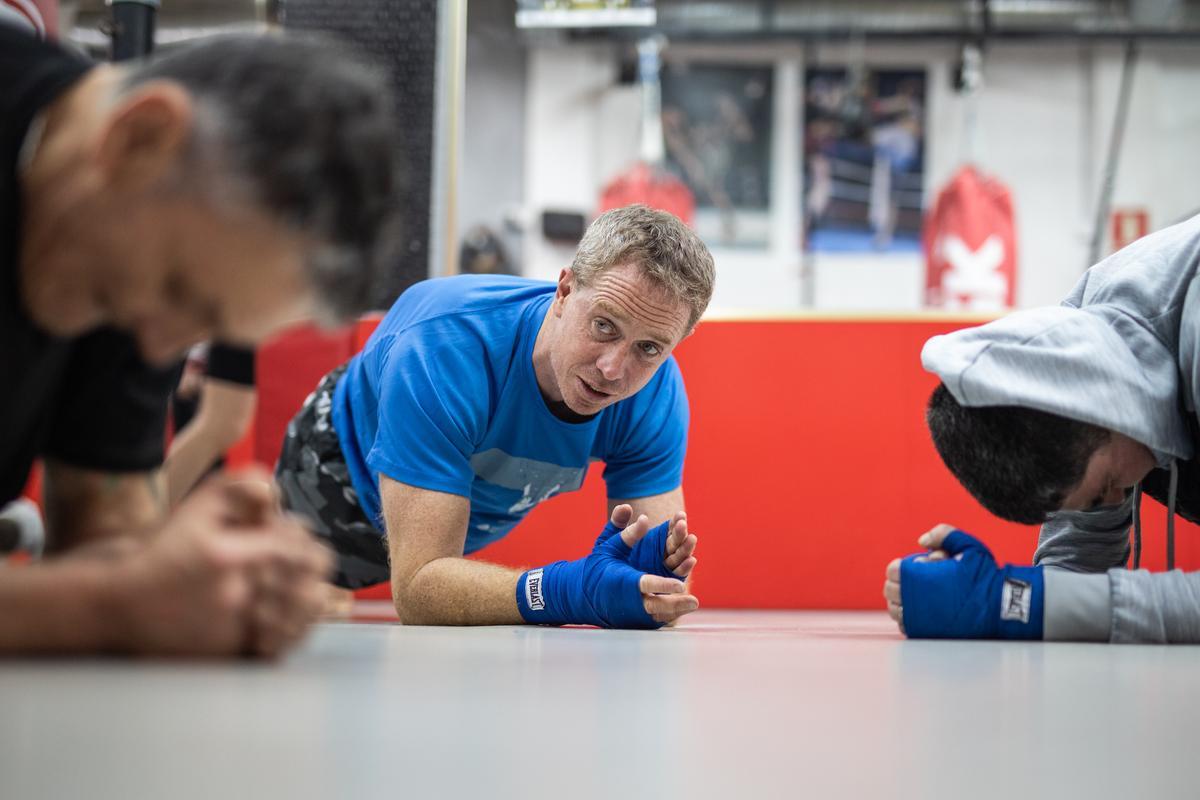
[921,213,1200,643]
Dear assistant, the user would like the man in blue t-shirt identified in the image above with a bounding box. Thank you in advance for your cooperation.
[276,205,716,629]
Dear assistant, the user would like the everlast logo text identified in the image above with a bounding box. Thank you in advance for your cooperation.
[1000,578,1031,624]
[525,568,546,611]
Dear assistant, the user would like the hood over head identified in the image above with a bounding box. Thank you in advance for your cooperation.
[922,213,1200,465]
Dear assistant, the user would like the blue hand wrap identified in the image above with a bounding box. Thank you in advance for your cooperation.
[593,519,679,580]
[517,524,672,629]
[900,530,1044,640]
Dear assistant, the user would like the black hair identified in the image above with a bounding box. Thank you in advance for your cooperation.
[926,382,1111,524]
[123,33,403,321]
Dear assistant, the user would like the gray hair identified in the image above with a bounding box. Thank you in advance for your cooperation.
[119,33,403,323]
[571,204,715,330]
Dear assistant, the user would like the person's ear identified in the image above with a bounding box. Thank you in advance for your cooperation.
[552,267,574,318]
[93,81,193,191]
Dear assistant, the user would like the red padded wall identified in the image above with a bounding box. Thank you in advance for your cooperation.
[255,317,1200,608]
[254,324,356,469]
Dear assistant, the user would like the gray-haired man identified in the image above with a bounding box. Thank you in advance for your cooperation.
[1,27,401,655]
[277,205,715,629]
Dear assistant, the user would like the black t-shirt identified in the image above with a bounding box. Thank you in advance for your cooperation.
[1,28,179,505]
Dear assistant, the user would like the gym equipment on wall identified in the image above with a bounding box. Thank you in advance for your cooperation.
[598,35,695,224]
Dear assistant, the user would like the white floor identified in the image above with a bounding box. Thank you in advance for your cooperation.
[1,608,1197,799]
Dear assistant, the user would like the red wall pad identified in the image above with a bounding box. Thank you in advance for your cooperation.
[475,317,1200,609]
[254,324,355,468]
[263,316,1200,609]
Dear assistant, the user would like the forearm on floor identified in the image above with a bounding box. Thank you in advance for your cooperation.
[392,557,524,626]
[1044,566,1200,643]
[1042,568,1111,641]
[0,561,123,654]
[1107,568,1200,644]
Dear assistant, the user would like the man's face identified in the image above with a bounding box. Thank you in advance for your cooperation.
[1059,432,1157,512]
[22,192,314,366]
[19,75,316,365]
[546,263,692,415]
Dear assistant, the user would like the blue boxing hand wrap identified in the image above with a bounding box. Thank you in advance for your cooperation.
[517,523,678,629]
[593,518,680,581]
[900,530,1044,640]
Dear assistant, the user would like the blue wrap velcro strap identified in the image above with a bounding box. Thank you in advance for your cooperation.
[629,520,678,579]
[516,523,664,629]
[595,518,681,581]
[900,529,1044,640]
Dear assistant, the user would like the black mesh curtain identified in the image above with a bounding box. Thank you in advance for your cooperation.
[283,0,438,310]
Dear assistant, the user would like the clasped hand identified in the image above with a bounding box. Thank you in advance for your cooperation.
[600,504,699,625]
[519,504,700,629]
[883,524,1044,640]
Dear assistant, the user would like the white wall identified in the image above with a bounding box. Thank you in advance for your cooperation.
[945,42,1094,309]
[1106,43,1200,232]
[458,3,528,266]
[522,44,628,282]
[510,37,1200,313]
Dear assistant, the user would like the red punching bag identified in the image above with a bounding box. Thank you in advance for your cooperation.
[923,165,1017,311]
[599,162,694,224]
[598,37,695,225]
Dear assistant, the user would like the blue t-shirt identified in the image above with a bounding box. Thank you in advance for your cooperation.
[331,275,689,554]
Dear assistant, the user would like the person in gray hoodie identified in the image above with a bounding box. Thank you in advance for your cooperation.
[882,214,1200,643]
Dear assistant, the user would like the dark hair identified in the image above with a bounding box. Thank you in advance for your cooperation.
[121,33,402,322]
[926,382,1111,524]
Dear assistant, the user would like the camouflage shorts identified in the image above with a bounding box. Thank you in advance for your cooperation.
[275,364,391,589]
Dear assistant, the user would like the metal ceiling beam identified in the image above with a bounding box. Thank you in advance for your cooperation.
[556,0,1200,42]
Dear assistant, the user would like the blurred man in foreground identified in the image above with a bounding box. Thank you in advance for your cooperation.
[1,26,401,656]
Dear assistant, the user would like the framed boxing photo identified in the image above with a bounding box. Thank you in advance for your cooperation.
[803,67,927,254]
